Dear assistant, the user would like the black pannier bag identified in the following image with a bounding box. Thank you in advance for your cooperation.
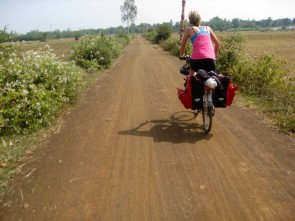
[191,77,204,110]
[213,76,230,108]
[195,69,230,108]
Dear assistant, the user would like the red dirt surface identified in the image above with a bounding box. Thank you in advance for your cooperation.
[1,36,294,221]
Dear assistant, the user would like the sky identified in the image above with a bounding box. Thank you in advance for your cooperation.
[0,0,294,34]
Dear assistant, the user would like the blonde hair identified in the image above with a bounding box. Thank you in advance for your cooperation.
[188,11,201,26]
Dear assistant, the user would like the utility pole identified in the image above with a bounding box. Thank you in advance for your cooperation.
[180,0,186,42]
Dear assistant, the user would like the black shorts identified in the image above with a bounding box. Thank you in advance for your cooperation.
[190,58,216,72]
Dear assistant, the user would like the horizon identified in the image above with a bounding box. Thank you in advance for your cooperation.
[15,16,295,35]
[1,0,294,34]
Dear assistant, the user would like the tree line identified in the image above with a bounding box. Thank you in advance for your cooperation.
[202,17,295,31]
[2,17,294,42]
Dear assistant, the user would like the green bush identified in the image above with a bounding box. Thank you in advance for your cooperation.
[158,36,192,57]
[160,38,180,56]
[0,45,86,135]
[218,33,295,132]
[230,54,285,94]
[71,34,122,70]
[217,33,246,75]
[154,24,173,44]
[0,26,16,43]
[142,29,157,42]
[116,32,131,45]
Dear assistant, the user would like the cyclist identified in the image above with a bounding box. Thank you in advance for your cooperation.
[179,11,220,74]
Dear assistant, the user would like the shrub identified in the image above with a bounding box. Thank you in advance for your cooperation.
[160,38,180,56]
[116,32,131,45]
[154,24,173,44]
[71,34,122,70]
[0,45,86,135]
[142,29,157,42]
[219,33,295,133]
[230,54,285,94]
[159,36,192,57]
[217,33,246,75]
[0,26,18,43]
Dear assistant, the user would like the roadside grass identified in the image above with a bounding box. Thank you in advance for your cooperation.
[0,39,82,195]
[220,31,295,133]
[0,130,49,193]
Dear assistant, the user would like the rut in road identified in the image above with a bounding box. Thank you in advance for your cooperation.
[1,36,295,221]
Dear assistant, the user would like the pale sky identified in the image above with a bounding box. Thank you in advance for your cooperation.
[0,0,294,34]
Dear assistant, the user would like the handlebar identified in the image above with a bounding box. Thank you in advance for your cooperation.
[179,55,191,76]
[179,54,190,61]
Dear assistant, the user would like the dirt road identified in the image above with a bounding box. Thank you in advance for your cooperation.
[1,36,295,221]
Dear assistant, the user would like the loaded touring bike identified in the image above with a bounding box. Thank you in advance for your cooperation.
[177,55,238,133]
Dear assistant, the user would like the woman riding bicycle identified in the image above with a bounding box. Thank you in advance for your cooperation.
[179,11,220,74]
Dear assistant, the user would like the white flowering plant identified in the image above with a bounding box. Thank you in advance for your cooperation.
[0,45,86,135]
[71,33,121,70]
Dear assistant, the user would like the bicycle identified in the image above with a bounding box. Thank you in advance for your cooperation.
[179,55,218,133]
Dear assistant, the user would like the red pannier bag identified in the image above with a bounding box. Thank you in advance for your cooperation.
[226,81,239,106]
[177,77,192,109]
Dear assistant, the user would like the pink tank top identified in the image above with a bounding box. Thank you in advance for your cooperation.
[190,27,215,60]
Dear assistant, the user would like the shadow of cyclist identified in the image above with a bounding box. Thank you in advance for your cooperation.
[118,111,212,144]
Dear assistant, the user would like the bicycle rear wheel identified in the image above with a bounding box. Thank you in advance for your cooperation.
[202,95,213,133]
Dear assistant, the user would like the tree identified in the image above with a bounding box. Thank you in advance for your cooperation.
[282,18,292,27]
[232,18,240,29]
[120,0,138,35]
[0,26,11,43]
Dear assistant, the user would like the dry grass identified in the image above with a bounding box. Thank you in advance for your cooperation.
[19,38,76,61]
[218,31,295,77]
[243,31,295,77]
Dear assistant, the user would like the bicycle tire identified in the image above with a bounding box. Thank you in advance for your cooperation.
[202,95,213,133]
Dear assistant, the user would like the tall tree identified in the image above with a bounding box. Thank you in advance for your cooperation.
[120,0,138,35]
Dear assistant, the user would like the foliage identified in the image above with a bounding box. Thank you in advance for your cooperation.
[217,33,246,75]
[0,29,131,193]
[0,26,18,43]
[0,27,11,43]
[218,34,295,132]
[229,52,295,132]
[0,44,86,135]
[230,54,285,94]
[71,34,122,70]
[203,17,294,31]
[160,38,180,56]
[142,29,157,42]
[204,17,231,31]
[0,27,19,62]
[154,23,173,44]
[116,32,131,45]
[159,37,192,57]
[120,0,138,34]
